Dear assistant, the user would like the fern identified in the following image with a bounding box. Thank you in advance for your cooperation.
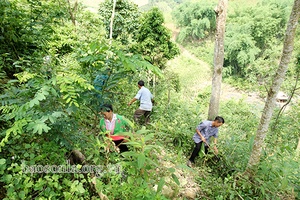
[0,119,28,151]
[56,72,93,107]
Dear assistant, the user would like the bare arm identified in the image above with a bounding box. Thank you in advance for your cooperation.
[128,98,137,106]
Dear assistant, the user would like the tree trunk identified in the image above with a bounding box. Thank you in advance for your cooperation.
[246,0,300,172]
[208,0,228,120]
[67,0,78,26]
[296,138,300,157]
[109,0,117,45]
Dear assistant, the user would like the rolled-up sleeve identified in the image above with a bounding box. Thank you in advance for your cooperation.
[197,122,206,132]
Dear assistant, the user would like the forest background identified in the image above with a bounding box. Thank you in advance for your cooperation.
[0,0,299,199]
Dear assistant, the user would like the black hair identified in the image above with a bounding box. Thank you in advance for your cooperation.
[138,80,144,86]
[214,116,225,124]
[101,104,113,112]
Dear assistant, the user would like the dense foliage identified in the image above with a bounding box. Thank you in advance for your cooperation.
[98,0,141,44]
[172,0,217,43]
[134,7,180,69]
[0,0,174,199]
[0,0,299,199]
[224,1,290,77]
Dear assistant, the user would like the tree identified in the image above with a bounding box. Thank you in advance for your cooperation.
[208,0,228,120]
[172,1,216,42]
[134,7,179,70]
[98,0,140,44]
[224,1,290,77]
[109,0,117,42]
[0,0,73,79]
[297,138,300,157]
[246,0,300,172]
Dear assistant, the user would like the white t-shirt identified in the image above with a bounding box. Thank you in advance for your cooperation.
[134,86,153,111]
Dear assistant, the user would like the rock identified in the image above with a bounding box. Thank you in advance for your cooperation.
[184,188,197,199]
[69,149,86,165]
[153,184,175,198]
[276,91,288,103]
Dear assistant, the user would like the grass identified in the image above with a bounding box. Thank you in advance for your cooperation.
[166,46,212,102]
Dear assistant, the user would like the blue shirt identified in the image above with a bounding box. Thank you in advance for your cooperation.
[134,86,153,111]
[192,120,219,144]
[93,74,108,91]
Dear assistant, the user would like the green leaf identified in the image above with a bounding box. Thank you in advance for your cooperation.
[77,183,85,194]
[73,101,79,107]
[171,173,180,186]
[18,191,26,199]
[28,121,51,135]
[281,178,288,189]
[157,178,165,194]
[137,153,146,169]
[168,167,175,173]
[29,98,39,107]
[36,92,46,101]
[52,112,64,118]
[125,141,142,148]
[0,159,6,165]
[144,133,154,142]
[40,116,48,122]
[121,151,136,158]
[3,174,12,182]
[48,115,55,123]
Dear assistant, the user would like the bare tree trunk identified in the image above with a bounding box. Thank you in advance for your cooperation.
[296,138,300,157]
[109,0,117,45]
[208,0,228,120]
[246,0,300,173]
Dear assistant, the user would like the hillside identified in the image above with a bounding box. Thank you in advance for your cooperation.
[0,0,298,199]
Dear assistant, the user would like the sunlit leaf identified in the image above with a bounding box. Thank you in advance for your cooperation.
[137,153,146,169]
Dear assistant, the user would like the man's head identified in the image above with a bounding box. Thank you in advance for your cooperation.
[138,80,144,88]
[105,68,111,75]
[212,116,225,127]
[100,104,113,120]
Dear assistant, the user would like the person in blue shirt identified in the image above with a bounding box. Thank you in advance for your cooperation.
[128,80,154,125]
[93,68,111,108]
[187,116,225,167]
[93,68,111,93]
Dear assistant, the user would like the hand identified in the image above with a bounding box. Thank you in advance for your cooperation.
[104,145,110,153]
[114,145,120,153]
[213,146,218,155]
[128,102,131,106]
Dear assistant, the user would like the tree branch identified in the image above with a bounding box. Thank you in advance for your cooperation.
[272,67,299,131]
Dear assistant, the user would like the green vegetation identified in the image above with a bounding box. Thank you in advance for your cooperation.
[99,0,141,44]
[0,0,299,199]
[134,7,179,69]
[172,0,217,43]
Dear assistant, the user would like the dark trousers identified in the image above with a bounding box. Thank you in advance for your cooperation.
[189,141,209,163]
[134,109,151,125]
[113,140,128,153]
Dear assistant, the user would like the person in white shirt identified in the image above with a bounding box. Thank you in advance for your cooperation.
[128,80,154,125]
